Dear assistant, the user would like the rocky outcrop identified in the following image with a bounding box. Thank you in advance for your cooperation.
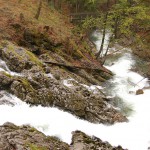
[0,72,13,89]
[0,41,43,72]
[0,122,69,150]
[71,131,127,150]
[0,123,127,150]
[0,41,128,124]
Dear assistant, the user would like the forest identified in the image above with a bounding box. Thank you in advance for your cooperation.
[34,0,150,61]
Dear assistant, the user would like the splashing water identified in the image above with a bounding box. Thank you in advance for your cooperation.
[0,32,150,150]
[92,30,111,56]
[0,59,22,76]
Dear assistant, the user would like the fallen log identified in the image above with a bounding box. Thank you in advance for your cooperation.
[44,61,112,75]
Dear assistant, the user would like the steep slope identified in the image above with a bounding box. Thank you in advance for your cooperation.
[0,0,127,123]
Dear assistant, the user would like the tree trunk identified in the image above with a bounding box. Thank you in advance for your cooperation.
[96,0,110,59]
[114,16,119,39]
[76,2,78,13]
[35,0,42,20]
[44,60,112,74]
[96,13,108,59]
[102,36,113,65]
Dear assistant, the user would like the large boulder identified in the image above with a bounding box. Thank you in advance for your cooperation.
[136,89,144,95]
[0,41,43,72]
[10,78,54,106]
[0,72,13,90]
[0,122,69,150]
[71,131,127,150]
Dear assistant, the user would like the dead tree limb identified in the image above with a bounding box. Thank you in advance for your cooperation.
[44,61,112,75]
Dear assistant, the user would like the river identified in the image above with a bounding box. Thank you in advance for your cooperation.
[0,31,150,150]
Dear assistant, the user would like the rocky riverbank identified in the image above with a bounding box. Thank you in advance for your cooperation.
[0,41,127,124]
[0,0,129,149]
[0,122,126,150]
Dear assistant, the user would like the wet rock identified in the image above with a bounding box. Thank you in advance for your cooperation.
[70,130,127,150]
[0,41,128,124]
[0,123,127,150]
[0,91,17,106]
[0,98,14,106]
[11,80,34,101]
[8,71,127,124]
[0,72,13,89]
[136,89,144,95]
[0,41,43,72]
[0,122,69,150]
[37,88,54,106]
[54,73,60,80]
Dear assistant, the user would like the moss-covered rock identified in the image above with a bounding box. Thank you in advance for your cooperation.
[10,77,54,106]
[0,123,127,150]
[71,130,126,150]
[0,122,69,150]
[0,71,13,90]
[11,79,36,102]
[0,41,43,72]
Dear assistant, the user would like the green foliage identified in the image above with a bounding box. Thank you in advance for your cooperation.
[65,0,100,12]
[109,0,150,37]
[81,17,102,33]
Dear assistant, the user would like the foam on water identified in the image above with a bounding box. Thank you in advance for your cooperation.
[63,78,103,94]
[63,78,77,87]
[0,83,150,150]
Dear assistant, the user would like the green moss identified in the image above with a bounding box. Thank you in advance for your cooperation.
[84,137,93,144]
[2,72,12,78]
[26,50,43,67]
[28,127,37,132]
[0,40,9,48]
[6,43,23,61]
[28,144,48,150]
[50,136,61,141]
[19,78,35,92]
[2,41,43,68]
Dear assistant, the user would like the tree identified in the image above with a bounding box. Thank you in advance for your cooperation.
[65,0,100,13]
[96,0,110,59]
[35,0,42,20]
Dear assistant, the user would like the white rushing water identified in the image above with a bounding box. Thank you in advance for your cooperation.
[63,78,103,94]
[0,59,22,76]
[92,30,111,57]
[0,32,150,150]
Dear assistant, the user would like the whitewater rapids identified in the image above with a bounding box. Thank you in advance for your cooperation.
[0,32,150,150]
